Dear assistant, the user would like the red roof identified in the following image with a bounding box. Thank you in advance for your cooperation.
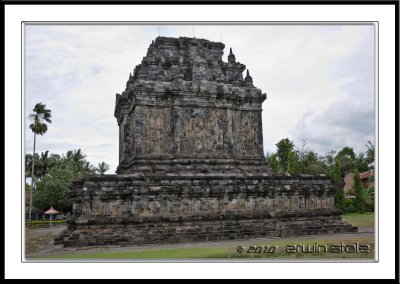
[44,206,60,215]
[360,170,374,180]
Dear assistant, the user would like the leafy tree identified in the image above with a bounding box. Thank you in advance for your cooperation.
[353,170,365,213]
[295,140,308,173]
[326,157,346,212]
[96,161,110,175]
[285,140,326,174]
[286,151,298,174]
[353,152,369,174]
[276,138,295,170]
[301,151,325,174]
[33,162,75,212]
[268,153,280,173]
[28,102,52,225]
[337,146,356,160]
[324,150,337,166]
[265,139,374,213]
[327,160,342,185]
[335,147,357,177]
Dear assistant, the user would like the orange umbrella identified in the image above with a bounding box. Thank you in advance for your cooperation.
[44,206,59,227]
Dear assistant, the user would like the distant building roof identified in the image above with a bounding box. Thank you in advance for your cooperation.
[360,169,374,180]
[343,170,374,192]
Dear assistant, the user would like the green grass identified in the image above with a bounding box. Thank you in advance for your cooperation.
[341,212,375,227]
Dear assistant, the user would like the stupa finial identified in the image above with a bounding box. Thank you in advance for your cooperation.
[228,47,236,63]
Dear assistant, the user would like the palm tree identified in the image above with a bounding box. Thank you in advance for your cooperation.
[96,161,110,175]
[365,141,375,169]
[28,103,52,225]
[82,161,96,176]
[360,187,374,211]
[38,150,50,178]
[25,153,39,177]
[63,149,87,176]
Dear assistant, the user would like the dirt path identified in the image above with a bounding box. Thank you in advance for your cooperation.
[25,225,67,257]
[25,225,374,258]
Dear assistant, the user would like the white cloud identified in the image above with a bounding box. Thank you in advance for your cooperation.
[25,24,375,171]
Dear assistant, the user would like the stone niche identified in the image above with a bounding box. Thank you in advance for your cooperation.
[57,37,356,247]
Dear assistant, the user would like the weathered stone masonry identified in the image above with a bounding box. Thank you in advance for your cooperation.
[57,37,356,247]
[114,37,266,174]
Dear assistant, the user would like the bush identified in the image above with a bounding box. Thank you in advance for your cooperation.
[366,200,375,212]
[26,220,66,227]
[30,220,66,224]
[353,170,365,213]
[334,188,346,211]
[343,199,358,213]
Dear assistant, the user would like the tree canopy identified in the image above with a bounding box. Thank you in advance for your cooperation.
[96,161,110,175]
[27,149,108,212]
[275,138,295,170]
[268,139,374,180]
[33,162,75,212]
[267,139,375,214]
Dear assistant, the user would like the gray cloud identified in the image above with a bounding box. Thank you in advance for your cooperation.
[291,25,375,155]
[292,99,374,154]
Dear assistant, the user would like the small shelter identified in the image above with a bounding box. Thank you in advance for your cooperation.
[44,206,59,227]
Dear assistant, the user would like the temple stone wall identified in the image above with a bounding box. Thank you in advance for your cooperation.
[70,174,336,221]
[57,173,355,247]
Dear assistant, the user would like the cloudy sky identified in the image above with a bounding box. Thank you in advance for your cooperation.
[24,24,375,173]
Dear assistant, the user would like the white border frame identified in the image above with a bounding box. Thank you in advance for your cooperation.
[5,4,396,279]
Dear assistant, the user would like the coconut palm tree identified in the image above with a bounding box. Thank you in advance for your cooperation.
[28,102,52,225]
[82,161,96,176]
[38,150,50,178]
[96,161,110,175]
[63,149,88,176]
[365,141,375,169]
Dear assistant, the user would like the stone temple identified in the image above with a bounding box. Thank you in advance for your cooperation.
[56,37,356,247]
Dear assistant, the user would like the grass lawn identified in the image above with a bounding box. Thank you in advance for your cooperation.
[42,238,374,259]
[341,212,375,227]
[37,212,375,259]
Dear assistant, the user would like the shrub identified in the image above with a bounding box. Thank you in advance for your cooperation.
[334,188,346,212]
[353,170,365,213]
[343,199,358,213]
[27,220,66,226]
